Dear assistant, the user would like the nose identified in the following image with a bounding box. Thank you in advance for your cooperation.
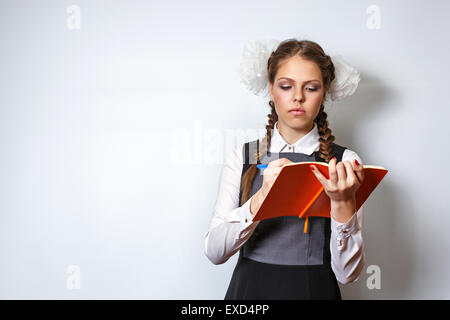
[294,87,304,103]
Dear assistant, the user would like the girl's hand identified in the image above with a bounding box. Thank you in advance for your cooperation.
[310,158,364,203]
[260,157,294,199]
[250,157,293,216]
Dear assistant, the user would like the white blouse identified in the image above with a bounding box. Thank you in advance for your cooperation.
[204,121,365,285]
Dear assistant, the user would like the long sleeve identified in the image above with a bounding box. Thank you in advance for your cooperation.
[204,143,261,265]
[329,149,366,284]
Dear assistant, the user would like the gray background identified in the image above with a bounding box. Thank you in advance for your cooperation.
[1,0,449,299]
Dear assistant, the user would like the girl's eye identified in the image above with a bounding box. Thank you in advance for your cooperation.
[280,86,318,91]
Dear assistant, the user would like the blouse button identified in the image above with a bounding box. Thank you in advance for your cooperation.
[245,218,248,223]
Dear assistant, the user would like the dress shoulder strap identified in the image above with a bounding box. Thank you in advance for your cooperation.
[238,138,260,206]
[314,143,347,163]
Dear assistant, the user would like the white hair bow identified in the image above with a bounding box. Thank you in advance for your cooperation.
[238,39,361,102]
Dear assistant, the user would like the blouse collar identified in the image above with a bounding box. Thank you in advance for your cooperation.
[269,121,320,155]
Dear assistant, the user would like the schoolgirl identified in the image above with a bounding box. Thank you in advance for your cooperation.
[205,38,365,299]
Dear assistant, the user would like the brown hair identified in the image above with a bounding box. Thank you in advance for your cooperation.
[240,38,337,205]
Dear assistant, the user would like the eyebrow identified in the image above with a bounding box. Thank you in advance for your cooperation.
[277,77,321,83]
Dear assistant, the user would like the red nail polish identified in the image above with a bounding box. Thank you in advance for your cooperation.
[332,157,336,161]
[355,159,359,165]
[310,165,314,171]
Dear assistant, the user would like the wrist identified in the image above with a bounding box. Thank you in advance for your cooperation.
[331,198,355,208]
[330,198,356,223]
[250,190,264,217]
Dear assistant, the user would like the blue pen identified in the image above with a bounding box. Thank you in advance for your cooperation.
[257,164,268,170]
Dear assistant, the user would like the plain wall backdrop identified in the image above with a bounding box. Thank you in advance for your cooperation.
[1,0,449,299]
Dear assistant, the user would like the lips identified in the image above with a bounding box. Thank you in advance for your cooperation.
[289,108,305,112]
[289,107,306,114]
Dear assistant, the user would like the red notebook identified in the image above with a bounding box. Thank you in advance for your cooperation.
[252,162,388,232]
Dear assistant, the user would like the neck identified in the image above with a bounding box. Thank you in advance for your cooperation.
[276,121,314,145]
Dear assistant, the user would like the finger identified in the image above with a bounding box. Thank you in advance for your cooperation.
[336,161,347,182]
[273,167,282,175]
[352,158,365,183]
[279,157,293,166]
[268,157,291,168]
[329,157,338,185]
[265,166,282,177]
[343,160,359,185]
[310,164,328,186]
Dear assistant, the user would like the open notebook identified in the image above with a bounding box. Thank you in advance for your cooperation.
[252,162,388,233]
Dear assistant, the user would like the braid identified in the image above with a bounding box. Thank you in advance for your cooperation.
[240,101,278,206]
[324,54,336,85]
[314,104,335,162]
[312,54,336,163]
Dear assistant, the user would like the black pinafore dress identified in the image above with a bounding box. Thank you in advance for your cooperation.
[224,139,347,300]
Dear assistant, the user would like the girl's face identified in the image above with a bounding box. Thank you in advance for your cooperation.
[269,55,326,132]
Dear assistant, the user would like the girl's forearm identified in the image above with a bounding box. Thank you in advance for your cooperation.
[250,189,264,217]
